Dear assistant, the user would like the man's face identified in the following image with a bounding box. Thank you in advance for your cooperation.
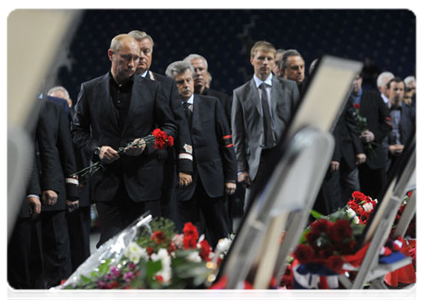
[136,38,153,75]
[403,90,413,105]
[175,69,194,101]
[352,76,363,94]
[190,58,207,93]
[109,38,139,83]
[388,81,405,106]
[250,49,275,80]
[408,81,416,95]
[282,55,305,84]
[273,51,283,77]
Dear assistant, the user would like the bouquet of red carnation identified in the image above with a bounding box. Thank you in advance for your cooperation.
[293,218,359,274]
[73,128,174,179]
[346,191,378,225]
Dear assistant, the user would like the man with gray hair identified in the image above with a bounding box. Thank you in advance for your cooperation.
[376,71,394,105]
[128,30,193,227]
[183,54,233,124]
[279,49,306,96]
[166,60,236,247]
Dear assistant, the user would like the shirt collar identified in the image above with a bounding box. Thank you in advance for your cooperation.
[183,94,194,105]
[253,73,273,88]
[140,70,148,78]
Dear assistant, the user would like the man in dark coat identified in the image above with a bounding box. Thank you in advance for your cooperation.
[71,34,177,247]
[350,74,392,200]
[383,77,416,174]
[166,61,237,247]
[37,96,79,288]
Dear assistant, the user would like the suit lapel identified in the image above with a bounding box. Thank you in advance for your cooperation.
[246,79,261,116]
[271,76,283,112]
[99,74,120,133]
[192,95,200,131]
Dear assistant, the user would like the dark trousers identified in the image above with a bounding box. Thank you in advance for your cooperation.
[177,177,230,248]
[66,206,91,272]
[161,161,183,231]
[95,184,161,247]
[8,216,44,289]
[40,210,72,288]
[359,164,387,200]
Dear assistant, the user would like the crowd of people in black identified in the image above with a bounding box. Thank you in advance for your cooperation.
[8,31,416,289]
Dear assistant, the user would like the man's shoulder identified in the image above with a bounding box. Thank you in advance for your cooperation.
[273,76,297,89]
[195,93,219,104]
[82,73,108,87]
[205,88,228,98]
[233,79,253,94]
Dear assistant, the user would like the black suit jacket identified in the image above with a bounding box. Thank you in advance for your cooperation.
[176,95,236,200]
[37,98,79,212]
[202,88,233,126]
[71,73,177,203]
[358,90,392,170]
[149,71,193,174]
[333,97,364,170]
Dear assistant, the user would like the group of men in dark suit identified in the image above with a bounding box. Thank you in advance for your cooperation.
[10,31,415,289]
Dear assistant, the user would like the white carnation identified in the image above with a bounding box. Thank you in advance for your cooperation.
[362,202,373,212]
[346,208,357,219]
[152,248,172,282]
[124,242,148,264]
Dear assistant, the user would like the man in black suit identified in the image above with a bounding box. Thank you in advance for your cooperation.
[37,96,79,288]
[350,74,392,200]
[71,34,177,247]
[166,61,236,247]
[279,49,307,97]
[383,77,415,173]
[128,30,193,230]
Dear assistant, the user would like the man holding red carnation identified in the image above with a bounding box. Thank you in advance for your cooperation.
[71,34,177,247]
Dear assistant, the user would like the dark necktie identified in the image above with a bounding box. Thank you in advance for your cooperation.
[183,102,193,127]
[260,83,274,148]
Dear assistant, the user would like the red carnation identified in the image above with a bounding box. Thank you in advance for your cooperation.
[353,103,360,109]
[199,240,212,261]
[352,191,367,202]
[327,255,344,273]
[183,236,197,249]
[329,219,352,242]
[293,244,314,264]
[407,190,413,198]
[310,218,332,234]
[183,222,199,240]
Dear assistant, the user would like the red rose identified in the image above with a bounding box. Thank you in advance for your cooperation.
[293,244,314,264]
[199,240,212,261]
[405,222,420,239]
[353,103,360,109]
[183,222,199,240]
[329,219,352,242]
[310,218,332,234]
[146,246,154,256]
[305,231,321,250]
[151,230,166,244]
[327,255,344,273]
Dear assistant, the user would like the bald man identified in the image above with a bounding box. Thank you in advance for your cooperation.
[71,34,177,246]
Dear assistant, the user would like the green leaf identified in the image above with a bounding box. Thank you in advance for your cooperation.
[145,260,162,279]
[310,210,323,219]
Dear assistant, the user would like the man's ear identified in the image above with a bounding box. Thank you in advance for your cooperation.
[107,49,114,62]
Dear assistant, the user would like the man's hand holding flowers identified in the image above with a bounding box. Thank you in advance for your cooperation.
[99,146,120,164]
[124,138,147,156]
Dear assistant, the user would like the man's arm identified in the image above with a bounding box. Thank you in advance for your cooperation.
[231,89,248,176]
[71,83,102,161]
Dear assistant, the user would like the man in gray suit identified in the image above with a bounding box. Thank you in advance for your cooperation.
[232,41,300,209]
